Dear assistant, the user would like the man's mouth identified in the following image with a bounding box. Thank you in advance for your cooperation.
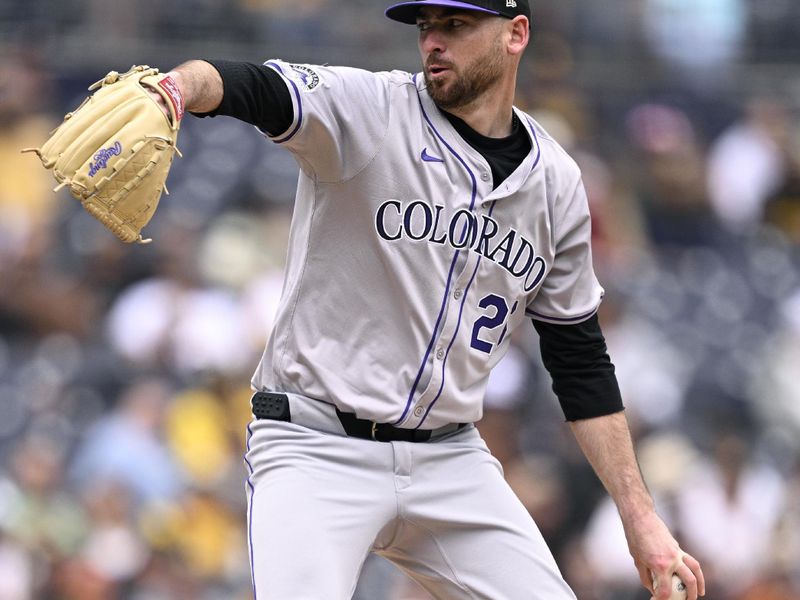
[427,64,451,77]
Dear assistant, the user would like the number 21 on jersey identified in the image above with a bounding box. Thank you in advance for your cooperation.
[471,294,518,354]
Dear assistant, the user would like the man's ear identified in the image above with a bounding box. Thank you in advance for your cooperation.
[507,16,530,56]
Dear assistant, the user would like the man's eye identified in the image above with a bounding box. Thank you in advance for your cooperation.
[417,22,430,31]
[448,19,465,28]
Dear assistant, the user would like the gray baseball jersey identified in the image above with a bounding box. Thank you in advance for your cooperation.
[251,60,603,429]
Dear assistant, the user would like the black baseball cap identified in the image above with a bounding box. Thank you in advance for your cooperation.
[385,0,530,24]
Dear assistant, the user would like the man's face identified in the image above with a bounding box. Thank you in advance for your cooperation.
[417,7,508,110]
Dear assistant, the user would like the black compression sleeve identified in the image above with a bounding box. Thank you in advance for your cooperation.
[533,314,624,421]
[192,59,294,136]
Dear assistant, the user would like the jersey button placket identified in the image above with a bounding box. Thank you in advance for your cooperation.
[413,249,479,426]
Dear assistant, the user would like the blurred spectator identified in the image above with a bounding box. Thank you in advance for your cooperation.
[625,102,727,248]
[0,435,87,559]
[68,377,185,506]
[46,556,115,600]
[104,249,251,376]
[0,52,56,259]
[0,53,102,338]
[106,278,251,375]
[707,97,793,232]
[167,490,247,582]
[41,479,152,599]
[78,480,149,584]
[164,386,247,489]
[676,430,787,598]
[105,211,285,377]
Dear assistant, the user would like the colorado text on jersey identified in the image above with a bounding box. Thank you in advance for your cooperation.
[375,198,547,292]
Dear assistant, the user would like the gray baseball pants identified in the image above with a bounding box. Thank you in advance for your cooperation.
[244,395,577,600]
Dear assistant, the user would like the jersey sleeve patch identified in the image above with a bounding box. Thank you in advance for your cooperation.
[286,64,322,92]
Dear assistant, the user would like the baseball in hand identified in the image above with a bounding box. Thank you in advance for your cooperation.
[652,574,687,600]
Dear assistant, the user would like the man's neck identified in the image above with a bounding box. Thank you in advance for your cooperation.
[442,76,517,138]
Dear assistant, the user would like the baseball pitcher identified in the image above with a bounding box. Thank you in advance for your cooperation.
[26,1,705,598]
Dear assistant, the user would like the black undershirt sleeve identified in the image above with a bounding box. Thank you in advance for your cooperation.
[533,314,624,421]
[192,59,294,137]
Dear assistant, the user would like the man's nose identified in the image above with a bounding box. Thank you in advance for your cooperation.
[420,29,446,55]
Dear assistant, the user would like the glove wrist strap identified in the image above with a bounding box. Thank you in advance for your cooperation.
[158,75,185,122]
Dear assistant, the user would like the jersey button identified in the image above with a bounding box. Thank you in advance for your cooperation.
[480,171,490,182]
[413,406,425,417]
[435,347,445,360]
[454,289,463,300]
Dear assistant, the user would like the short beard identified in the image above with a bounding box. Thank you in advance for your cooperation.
[424,39,505,111]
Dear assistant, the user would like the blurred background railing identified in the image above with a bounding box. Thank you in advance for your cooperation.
[1,1,799,599]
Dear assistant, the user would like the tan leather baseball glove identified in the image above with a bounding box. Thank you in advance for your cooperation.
[24,65,184,243]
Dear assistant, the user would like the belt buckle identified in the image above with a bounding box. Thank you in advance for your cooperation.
[371,421,378,440]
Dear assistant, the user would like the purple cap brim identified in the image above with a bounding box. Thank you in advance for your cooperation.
[385,1,500,24]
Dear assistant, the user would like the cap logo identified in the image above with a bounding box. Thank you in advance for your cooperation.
[506,0,517,7]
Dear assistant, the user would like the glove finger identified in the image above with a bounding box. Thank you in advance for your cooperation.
[69,103,175,194]
[54,99,150,192]
[40,80,137,166]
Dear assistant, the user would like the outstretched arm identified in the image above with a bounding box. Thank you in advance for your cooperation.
[569,412,705,600]
[165,59,293,135]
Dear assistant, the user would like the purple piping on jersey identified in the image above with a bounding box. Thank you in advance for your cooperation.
[416,200,496,428]
[244,422,258,599]
[395,251,461,425]
[524,116,543,171]
[394,73,479,426]
[264,61,303,144]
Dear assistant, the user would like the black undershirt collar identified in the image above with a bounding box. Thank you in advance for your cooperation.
[441,110,532,189]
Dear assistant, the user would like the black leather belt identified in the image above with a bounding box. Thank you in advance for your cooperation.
[251,392,468,443]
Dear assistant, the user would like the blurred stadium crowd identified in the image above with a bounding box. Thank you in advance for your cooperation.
[1,1,800,599]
